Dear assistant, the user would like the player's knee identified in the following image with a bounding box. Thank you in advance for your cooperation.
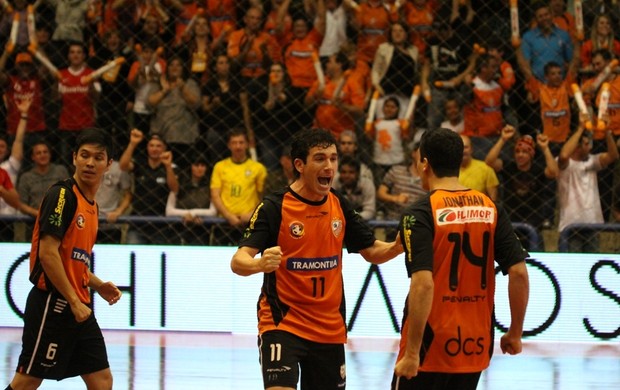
[82,368,113,390]
[7,373,43,390]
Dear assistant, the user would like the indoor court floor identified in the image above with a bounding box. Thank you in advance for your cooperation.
[0,328,618,389]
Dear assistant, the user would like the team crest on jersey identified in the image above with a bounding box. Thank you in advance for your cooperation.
[331,218,343,237]
[76,213,86,230]
[551,98,558,107]
[289,221,304,238]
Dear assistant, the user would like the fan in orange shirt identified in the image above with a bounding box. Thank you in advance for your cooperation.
[304,52,365,137]
[227,7,281,79]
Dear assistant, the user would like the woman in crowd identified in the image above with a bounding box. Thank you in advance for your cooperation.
[148,56,201,170]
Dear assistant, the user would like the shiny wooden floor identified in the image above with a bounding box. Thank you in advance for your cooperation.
[0,328,618,389]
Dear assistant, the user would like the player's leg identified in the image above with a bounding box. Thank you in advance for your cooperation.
[446,372,481,390]
[299,341,346,390]
[81,367,113,390]
[14,288,79,382]
[6,372,43,390]
[259,330,306,390]
[67,315,112,389]
[392,371,480,390]
[392,371,448,390]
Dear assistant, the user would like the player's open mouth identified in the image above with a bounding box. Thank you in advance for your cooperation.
[318,177,331,186]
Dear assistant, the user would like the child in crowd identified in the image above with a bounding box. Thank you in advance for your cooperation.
[366,96,409,186]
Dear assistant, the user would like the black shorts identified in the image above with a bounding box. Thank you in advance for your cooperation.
[259,330,346,390]
[392,370,482,390]
[16,287,110,380]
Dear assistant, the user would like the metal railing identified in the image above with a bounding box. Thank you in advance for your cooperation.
[0,215,543,251]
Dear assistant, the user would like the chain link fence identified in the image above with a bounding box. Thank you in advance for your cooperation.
[1,0,620,252]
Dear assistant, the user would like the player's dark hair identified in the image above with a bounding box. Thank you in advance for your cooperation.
[290,128,337,179]
[74,128,113,158]
[420,128,463,178]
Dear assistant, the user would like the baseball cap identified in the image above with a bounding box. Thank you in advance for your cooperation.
[147,133,168,148]
[15,52,33,65]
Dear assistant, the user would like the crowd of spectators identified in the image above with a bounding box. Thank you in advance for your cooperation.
[1,0,620,251]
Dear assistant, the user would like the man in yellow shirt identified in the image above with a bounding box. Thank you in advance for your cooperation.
[458,135,499,201]
[211,128,267,245]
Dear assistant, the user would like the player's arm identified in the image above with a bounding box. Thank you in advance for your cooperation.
[210,186,242,226]
[160,151,179,193]
[500,261,529,355]
[558,120,586,170]
[88,271,122,305]
[537,133,559,178]
[107,188,132,223]
[567,39,581,79]
[231,245,281,276]
[486,183,498,202]
[119,129,143,172]
[358,236,403,264]
[485,125,515,172]
[514,43,533,81]
[12,96,32,163]
[599,129,620,168]
[39,234,92,322]
[394,269,433,379]
[0,186,20,209]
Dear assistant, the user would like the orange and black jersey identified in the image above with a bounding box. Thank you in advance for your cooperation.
[29,178,99,304]
[397,189,527,373]
[239,187,376,344]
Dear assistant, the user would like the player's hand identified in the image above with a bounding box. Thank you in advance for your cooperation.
[225,214,243,227]
[578,111,592,130]
[394,354,420,380]
[394,193,409,204]
[500,331,523,355]
[97,281,122,306]
[70,301,92,323]
[160,74,170,91]
[160,151,173,166]
[106,210,122,223]
[536,133,549,149]
[501,125,516,141]
[260,246,282,273]
[16,93,33,114]
[129,128,144,145]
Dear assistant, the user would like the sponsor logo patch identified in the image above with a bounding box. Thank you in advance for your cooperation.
[48,213,62,227]
[71,248,91,266]
[287,256,339,271]
[436,207,495,225]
